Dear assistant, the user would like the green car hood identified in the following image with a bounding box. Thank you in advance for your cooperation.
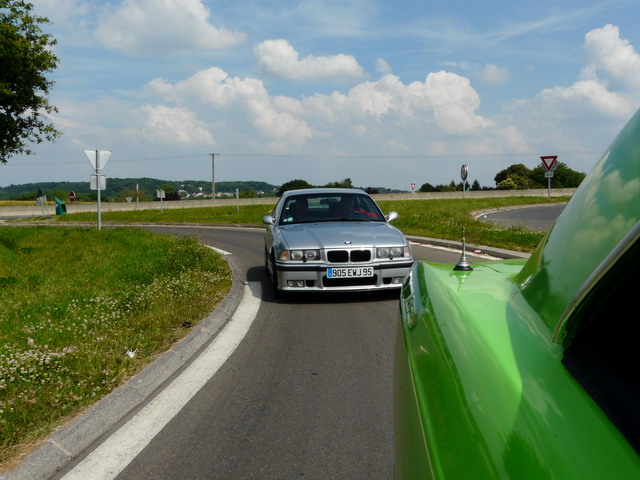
[512,109,640,341]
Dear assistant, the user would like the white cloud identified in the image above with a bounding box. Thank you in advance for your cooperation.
[35,0,90,25]
[539,24,640,118]
[582,24,640,92]
[253,39,365,82]
[95,0,246,56]
[146,68,313,145]
[474,64,510,84]
[424,71,492,133]
[136,105,215,146]
[375,58,392,74]
[301,71,491,135]
[502,24,640,152]
[539,80,632,118]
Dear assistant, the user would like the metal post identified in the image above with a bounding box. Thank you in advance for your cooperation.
[210,153,216,199]
[96,149,102,231]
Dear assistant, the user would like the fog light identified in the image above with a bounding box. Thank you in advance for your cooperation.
[392,277,404,284]
[287,280,305,288]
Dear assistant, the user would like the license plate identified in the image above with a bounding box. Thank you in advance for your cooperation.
[327,267,374,278]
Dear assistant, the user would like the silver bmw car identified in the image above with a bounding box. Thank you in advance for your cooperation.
[263,188,414,294]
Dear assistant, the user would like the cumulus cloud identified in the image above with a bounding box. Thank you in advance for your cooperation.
[539,80,632,117]
[140,64,493,158]
[533,25,639,119]
[300,71,491,134]
[95,0,246,55]
[115,24,639,183]
[136,105,215,146]
[424,71,492,133]
[582,24,640,91]
[253,39,365,82]
[147,68,313,145]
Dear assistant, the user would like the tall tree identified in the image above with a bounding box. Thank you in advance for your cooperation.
[0,1,60,164]
[277,179,313,196]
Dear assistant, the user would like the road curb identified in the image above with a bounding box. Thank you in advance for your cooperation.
[1,254,245,480]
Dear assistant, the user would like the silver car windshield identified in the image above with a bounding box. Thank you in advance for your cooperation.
[278,193,385,225]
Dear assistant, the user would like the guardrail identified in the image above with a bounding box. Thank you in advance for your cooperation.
[0,188,576,219]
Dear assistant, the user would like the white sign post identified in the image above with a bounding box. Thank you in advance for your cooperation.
[85,149,111,230]
[157,189,165,213]
[36,195,48,217]
[540,156,558,200]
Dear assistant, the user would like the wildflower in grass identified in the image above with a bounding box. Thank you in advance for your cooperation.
[0,227,232,465]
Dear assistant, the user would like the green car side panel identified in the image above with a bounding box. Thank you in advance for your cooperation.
[513,109,640,334]
[397,261,640,479]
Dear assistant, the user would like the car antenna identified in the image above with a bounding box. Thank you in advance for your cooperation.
[454,227,473,271]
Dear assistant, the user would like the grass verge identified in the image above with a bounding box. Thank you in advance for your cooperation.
[0,227,232,466]
[377,197,564,252]
[51,196,568,252]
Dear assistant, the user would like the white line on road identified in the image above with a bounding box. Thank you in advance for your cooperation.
[205,245,232,256]
[61,282,262,480]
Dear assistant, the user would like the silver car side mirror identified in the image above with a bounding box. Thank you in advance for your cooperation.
[386,211,399,222]
[262,215,276,225]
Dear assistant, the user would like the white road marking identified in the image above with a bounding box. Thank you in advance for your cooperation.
[205,244,232,256]
[62,282,262,480]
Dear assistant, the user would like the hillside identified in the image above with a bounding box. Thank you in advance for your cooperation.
[0,179,279,202]
[0,179,406,201]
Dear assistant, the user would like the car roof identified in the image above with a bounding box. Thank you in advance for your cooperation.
[281,188,368,198]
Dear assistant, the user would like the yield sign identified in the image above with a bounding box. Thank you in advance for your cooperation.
[84,149,112,170]
[540,155,558,172]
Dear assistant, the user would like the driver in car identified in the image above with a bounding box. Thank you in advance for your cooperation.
[339,195,377,218]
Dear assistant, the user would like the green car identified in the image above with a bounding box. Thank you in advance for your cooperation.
[395,109,640,479]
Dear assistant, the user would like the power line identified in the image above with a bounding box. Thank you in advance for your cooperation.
[2,150,601,167]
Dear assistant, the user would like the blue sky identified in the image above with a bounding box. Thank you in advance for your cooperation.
[2,0,640,190]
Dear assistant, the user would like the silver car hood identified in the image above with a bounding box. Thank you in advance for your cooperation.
[278,221,406,249]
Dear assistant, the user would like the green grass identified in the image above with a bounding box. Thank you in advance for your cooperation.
[377,197,564,252]
[0,227,231,465]
[53,196,568,252]
[52,204,273,225]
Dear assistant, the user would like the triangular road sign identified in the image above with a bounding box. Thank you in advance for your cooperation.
[84,149,112,169]
[540,155,558,172]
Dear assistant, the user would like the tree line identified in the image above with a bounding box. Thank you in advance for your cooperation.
[418,162,586,192]
[276,178,395,196]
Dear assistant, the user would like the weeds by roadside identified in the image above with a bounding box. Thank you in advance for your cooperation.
[0,227,231,465]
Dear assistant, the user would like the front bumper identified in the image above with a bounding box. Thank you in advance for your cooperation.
[274,261,414,292]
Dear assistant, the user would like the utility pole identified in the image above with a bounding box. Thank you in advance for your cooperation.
[210,153,216,199]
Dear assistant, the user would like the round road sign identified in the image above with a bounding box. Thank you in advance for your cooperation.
[461,164,468,181]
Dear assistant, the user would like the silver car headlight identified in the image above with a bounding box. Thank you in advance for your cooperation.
[279,249,321,261]
[377,246,410,259]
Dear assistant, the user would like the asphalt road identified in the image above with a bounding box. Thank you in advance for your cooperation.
[478,203,566,232]
[48,226,491,480]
